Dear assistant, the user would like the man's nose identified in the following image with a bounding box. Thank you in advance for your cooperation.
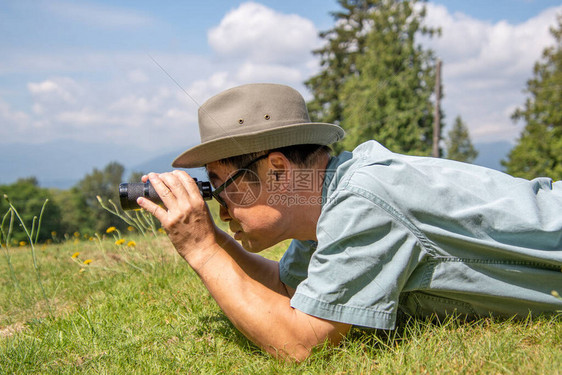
[219,204,232,222]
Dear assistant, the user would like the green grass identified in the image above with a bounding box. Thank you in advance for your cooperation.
[1,204,561,373]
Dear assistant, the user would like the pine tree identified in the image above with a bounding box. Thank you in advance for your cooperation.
[502,15,562,180]
[305,0,372,127]
[445,116,478,163]
[306,0,441,155]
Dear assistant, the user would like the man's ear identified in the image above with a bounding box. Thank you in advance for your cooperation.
[266,152,291,186]
[268,151,290,168]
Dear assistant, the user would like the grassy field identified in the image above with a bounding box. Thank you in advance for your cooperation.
[1,203,561,374]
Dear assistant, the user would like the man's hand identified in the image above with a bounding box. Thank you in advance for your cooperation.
[138,170,218,265]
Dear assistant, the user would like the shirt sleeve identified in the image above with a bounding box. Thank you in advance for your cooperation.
[279,239,317,290]
[289,186,427,330]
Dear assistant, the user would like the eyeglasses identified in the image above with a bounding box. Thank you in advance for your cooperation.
[212,153,270,209]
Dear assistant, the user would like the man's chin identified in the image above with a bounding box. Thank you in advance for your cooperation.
[237,237,266,253]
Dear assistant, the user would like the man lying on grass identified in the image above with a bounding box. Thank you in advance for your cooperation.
[138,83,562,361]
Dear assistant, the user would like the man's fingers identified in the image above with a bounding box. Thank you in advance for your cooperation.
[140,171,206,226]
[159,171,192,204]
[137,196,166,222]
[160,188,173,198]
[147,172,178,208]
[172,170,203,201]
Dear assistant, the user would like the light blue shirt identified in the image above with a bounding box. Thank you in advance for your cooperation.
[279,141,562,330]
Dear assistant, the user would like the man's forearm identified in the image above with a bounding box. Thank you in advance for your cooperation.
[182,240,350,361]
[212,229,291,297]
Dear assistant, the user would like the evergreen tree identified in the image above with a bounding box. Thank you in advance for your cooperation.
[502,15,562,180]
[306,0,441,155]
[445,116,478,163]
[305,0,372,127]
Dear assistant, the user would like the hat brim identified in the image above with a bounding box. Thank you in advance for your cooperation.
[172,122,345,168]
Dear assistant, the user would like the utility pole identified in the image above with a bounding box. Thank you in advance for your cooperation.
[432,59,442,158]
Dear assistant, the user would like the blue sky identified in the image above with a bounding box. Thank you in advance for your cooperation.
[1,0,561,160]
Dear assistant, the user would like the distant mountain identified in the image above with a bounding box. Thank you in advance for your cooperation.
[473,141,513,171]
[128,151,208,182]
[0,139,205,189]
[0,140,158,189]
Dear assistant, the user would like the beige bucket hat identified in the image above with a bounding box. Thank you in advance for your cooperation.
[172,83,345,168]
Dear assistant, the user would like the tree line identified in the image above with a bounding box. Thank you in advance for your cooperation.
[2,1,560,244]
[0,163,141,244]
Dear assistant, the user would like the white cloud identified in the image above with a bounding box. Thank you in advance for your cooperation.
[188,72,239,106]
[56,108,107,126]
[422,4,562,142]
[236,62,303,83]
[0,73,200,150]
[208,2,320,65]
[28,78,80,105]
[128,69,149,83]
[184,2,323,107]
[0,99,30,137]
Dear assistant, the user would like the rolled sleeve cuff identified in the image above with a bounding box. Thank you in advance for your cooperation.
[290,292,397,330]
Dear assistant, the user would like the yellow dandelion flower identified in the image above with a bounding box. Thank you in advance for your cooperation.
[83,259,92,265]
[106,226,116,234]
[127,240,136,247]
[88,237,94,241]
[115,239,125,245]
[73,232,80,238]
[158,228,166,234]
[71,252,80,258]
[127,226,135,232]
[51,231,57,236]
[19,241,26,247]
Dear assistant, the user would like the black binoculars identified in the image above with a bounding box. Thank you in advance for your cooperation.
[119,179,213,210]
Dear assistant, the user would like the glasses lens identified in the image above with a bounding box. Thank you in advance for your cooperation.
[212,153,268,209]
[222,170,261,207]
